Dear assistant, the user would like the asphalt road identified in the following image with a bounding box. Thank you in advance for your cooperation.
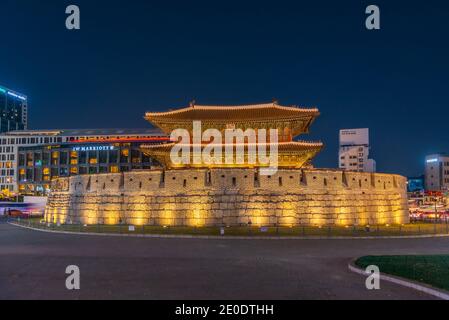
[1,219,448,300]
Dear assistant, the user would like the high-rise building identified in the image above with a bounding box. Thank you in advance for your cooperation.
[425,154,449,191]
[339,128,376,173]
[0,85,28,132]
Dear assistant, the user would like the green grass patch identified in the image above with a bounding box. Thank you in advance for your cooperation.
[356,255,449,292]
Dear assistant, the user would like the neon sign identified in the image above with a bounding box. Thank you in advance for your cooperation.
[7,91,27,101]
[426,158,439,164]
[72,146,116,152]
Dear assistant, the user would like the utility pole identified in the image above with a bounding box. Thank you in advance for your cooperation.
[434,193,438,234]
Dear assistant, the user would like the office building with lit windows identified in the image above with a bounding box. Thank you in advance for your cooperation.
[0,85,28,132]
[425,154,449,191]
[0,129,168,194]
[339,128,376,173]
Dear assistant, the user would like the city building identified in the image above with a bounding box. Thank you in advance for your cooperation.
[0,129,168,194]
[425,154,449,191]
[0,85,28,132]
[407,176,425,193]
[339,128,376,173]
[18,140,164,195]
[45,102,409,227]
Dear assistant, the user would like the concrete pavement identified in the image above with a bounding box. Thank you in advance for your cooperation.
[0,220,447,300]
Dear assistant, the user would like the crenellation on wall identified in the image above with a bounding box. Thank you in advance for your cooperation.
[46,168,409,227]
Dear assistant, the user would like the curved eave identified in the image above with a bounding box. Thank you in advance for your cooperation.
[145,103,320,122]
[140,141,324,153]
[140,142,323,170]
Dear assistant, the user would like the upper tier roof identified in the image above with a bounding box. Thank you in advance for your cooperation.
[145,102,319,122]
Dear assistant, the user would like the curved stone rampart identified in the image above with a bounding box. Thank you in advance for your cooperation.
[45,169,409,226]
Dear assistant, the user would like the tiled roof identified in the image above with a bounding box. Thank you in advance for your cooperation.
[146,103,319,121]
[141,141,324,152]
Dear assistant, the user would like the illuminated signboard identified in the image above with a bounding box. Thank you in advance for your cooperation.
[7,91,27,101]
[426,158,439,164]
[72,146,116,152]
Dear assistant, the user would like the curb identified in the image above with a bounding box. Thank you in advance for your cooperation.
[8,222,449,241]
[348,259,449,300]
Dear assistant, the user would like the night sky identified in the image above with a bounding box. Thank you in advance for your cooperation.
[1,0,448,177]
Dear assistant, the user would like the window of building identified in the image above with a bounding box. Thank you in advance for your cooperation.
[26,169,33,181]
[120,149,129,163]
[51,152,59,166]
[59,168,69,177]
[99,151,108,164]
[110,165,119,173]
[79,151,87,164]
[51,167,59,177]
[89,151,98,165]
[60,152,68,165]
[19,169,26,181]
[43,152,50,166]
[131,149,140,164]
[26,153,33,167]
[109,150,118,163]
[70,151,78,165]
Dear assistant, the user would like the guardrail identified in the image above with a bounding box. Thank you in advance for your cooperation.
[9,217,449,238]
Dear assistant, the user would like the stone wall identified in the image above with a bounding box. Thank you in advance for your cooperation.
[45,169,409,226]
